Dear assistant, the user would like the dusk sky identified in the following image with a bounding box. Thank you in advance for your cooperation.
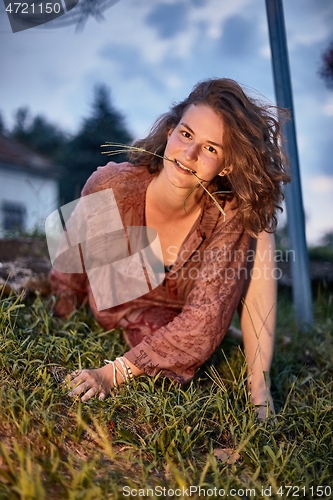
[1,0,332,244]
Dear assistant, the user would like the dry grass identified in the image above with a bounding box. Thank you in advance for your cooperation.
[0,289,332,499]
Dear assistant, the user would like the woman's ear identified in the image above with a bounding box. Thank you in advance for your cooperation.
[218,165,233,177]
[167,128,174,139]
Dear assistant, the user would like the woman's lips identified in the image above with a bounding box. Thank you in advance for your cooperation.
[174,159,196,174]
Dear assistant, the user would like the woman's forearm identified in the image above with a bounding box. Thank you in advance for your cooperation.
[239,231,277,411]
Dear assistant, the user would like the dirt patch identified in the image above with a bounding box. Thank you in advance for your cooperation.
[1,238,333,296]
[0,238,51,295]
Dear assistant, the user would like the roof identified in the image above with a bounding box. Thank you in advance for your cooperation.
[0,134,61,179]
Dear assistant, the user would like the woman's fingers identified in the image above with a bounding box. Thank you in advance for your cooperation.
[69,369,92,390]
[61,370,81,388]
[80,387,98,402]
[66,366,114,402]
[68,381,89,396]
[68,380,98,401]
[69,369,83,384]
[98,391,107,401]
[67,369,107,402]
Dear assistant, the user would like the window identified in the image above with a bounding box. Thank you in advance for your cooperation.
[2,201,26,232]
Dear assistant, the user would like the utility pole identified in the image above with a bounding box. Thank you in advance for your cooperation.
[265,0,313,329]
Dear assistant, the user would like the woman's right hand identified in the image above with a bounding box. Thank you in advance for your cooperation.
[68,364,115,402]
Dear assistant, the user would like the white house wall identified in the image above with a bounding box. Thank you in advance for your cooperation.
[0,168,59,234]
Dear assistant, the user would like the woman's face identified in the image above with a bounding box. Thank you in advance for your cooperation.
[163,104,225,188]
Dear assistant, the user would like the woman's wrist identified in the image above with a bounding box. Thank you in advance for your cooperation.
[122,357,144,377]
[104,356,143,387]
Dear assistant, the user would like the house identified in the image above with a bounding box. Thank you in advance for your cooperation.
[0,134,60,234]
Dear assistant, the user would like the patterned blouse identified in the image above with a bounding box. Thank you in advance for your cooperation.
[50,162,251,384]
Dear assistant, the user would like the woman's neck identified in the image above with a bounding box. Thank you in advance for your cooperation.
[148,171,204,219]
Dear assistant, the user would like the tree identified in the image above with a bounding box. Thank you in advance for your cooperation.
[11,107,67,162]
[319,41,333,89]
[0,112,6,135]
[25,116,67,161]
[320,231,333,248]
[60,84,133,203]
[12,107,31,140]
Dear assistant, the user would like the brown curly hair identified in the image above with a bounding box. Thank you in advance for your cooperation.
[129,78,291,236]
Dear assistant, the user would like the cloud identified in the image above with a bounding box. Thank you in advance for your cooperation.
[284,0,333,48]
[311,175,333,194]
[220,15,260,58]
[1,0,333,243]
[145,2,189,40]
[188,0,253,39]
[323,97,333,116]
[303,175,333,244]
[319,138,333,176]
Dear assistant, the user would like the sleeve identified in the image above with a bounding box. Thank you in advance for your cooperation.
[124,214,251,384]
[50,162,120,318]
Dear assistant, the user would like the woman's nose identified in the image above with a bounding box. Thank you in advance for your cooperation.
[184,143,199,161]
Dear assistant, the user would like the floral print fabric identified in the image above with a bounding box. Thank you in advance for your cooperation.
[50,162,251,384]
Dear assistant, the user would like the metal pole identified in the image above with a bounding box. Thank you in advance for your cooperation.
[265,0,313,329]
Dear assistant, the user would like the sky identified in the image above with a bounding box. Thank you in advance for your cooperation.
[0,0,332,245]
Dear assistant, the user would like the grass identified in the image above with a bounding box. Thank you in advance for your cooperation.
[0,289,332,499]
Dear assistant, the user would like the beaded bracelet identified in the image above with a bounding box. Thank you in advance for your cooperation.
[104,356,134,387]
[116,357,134,382]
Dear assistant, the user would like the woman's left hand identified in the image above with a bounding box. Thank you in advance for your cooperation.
[68,364,115,402]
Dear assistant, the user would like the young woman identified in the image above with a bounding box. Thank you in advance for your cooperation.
[51,78,290,419]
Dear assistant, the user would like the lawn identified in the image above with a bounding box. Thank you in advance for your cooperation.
[0,288,332,499]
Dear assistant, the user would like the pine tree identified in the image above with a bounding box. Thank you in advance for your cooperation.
[319,41,333,89]
[0,112,6,135]
[60,84,133,203]
[11,107,66,162]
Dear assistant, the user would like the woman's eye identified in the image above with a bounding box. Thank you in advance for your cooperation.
[181,131,191,139]
[206,146,217,154]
